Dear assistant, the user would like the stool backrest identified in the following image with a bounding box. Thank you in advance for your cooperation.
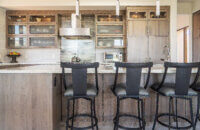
[61,62,99,96]
[114,62,153,96]
[163,62,200,96]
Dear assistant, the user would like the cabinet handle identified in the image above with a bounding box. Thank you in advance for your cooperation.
[54,76,57,87]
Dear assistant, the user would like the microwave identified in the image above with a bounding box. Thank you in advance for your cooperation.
[104,52,123,63]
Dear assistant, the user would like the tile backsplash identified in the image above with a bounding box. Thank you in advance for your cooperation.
[5,49,60,63]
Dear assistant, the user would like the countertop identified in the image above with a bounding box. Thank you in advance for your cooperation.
[0,63,177,74]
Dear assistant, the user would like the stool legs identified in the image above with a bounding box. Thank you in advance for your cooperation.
[175,98,178,129]
[138,100,142,128]
[114,97,146,130]
[65,97,98,130]
[141,99,145,130]
[72,99,75,130]
[152,93,159,130]
[93,98,98,130]
[90,99,94,130]
[169,97,172,129]
[195,94,200,127]
[189,98,195,130]
[66,99,70,130]
[114,97,120,130]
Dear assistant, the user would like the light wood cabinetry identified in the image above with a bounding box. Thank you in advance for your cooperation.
[127,6,170,63]
[7,11,58,49]
[95,14,126,61]
[0,74,61,130]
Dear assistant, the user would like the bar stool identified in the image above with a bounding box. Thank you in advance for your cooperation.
[112,62,153,130]
[192,83,200,127]
[61,62,99,130]
[151,62,200,130]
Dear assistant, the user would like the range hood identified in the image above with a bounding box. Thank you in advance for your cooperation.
[59,13,91,37]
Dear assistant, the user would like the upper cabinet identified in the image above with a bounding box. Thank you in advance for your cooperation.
[97,25,124,35]
[129,11,147,20]
[8,15,27,23]
[126,6,170,63]
[29,15,56,23]
[127,7,169,20]
[7,12,58,49]
[96,15,123,23]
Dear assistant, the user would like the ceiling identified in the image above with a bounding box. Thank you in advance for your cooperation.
[0,0,194,10]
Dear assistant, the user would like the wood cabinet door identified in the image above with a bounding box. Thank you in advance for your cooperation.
[148,20,169,37]
[149,36,169,63]
[127,20,148,62]
[193,12,200,62]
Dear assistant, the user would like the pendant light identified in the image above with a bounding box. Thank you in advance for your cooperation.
[156,0,160,16]
[76,0,80,16]
[116,0,120,16]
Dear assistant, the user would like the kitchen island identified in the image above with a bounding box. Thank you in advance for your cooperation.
[0,64,198,130]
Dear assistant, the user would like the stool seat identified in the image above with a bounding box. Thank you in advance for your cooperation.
[64,84,97,97]
[114,83,149,97]
[193,83,200,92]
[152,83,198,96]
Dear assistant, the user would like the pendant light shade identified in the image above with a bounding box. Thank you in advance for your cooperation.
[76,0,80,16]
[156,0,160,16]
[116,0,120,16]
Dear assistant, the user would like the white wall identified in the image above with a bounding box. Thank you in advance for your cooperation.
[193,0,200,13]
[177,1,193,62]
[0,0,178,62]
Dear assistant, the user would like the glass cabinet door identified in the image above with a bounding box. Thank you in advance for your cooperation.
[29,37,55,47]
[8,16,26,22]
[97,37,124,48]
[8,37,27,48]
[97,25,123,35]
[150,11,167,19]
[8,25,26,34]
[97,15,123,22]
[129,12,147,19]
[29,15,55,23]
[29,25,55,34]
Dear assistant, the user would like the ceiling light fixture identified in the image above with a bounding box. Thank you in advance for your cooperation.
[156,0,160,16]
[116,0,120,16]
[76,0,80,16]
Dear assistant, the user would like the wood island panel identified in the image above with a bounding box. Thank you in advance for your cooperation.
[0,74,61,130]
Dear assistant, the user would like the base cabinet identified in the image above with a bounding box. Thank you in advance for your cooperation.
[0,74,61,130]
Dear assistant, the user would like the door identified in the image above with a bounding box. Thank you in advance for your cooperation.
[193,11,200,62]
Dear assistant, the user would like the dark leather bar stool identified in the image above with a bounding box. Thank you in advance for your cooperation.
[112,62,153,130]
[151,62,200,130]
[192,83,200,127]
[61,62,99,130]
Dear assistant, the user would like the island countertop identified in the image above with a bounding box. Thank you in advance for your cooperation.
[0,63,194,74]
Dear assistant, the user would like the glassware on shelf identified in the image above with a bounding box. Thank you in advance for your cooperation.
[97,25,123,35]
[30,25,55,34]
[8,37,27,48]
[8,25,26,34]
[150,11,167,18]
[97,15,123,22]
[129,12,146,19]
[97,37,124,48]
[29,15,55,22]
[29,37,55,47]
[8,16,26,22]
